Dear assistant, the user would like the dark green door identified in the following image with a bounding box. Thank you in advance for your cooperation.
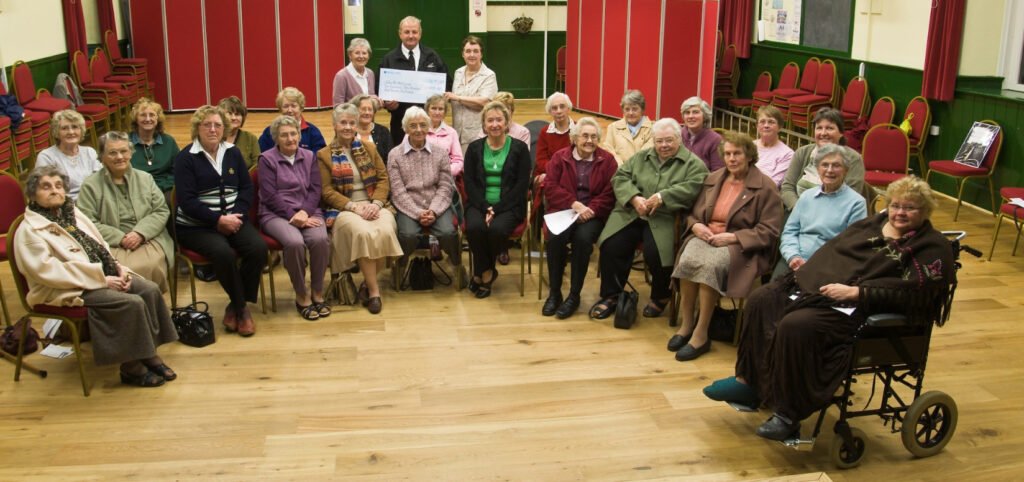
[359,1,469,76]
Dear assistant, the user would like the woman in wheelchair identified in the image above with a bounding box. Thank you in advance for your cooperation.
[702,176,955,441]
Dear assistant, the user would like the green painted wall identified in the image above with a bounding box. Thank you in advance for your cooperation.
[356,0,469,77]
[738,43,1024,212]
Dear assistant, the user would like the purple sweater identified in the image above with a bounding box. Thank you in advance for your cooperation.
[257,147,323,226]
[682,127,724,172]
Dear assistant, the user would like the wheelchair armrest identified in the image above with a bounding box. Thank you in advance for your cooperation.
[865,313,908,328]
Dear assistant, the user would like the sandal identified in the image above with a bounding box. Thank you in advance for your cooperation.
[120,369,165,387]
[589,297,618,320]
[143,362,177,381]
[313,301,331,317]
[296,302,320,321]
[642,298,670,318]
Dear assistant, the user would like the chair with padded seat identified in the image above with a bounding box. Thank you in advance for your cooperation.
[0,117,15,174]
[728,71,771,116]
[902,96,932,176]
[787,59,839,131]
[926,120,1003,222]
[6,215,92,396]
[989,187,1024,261]
[861,124,911,210]
[867,96,896,130]
[0,170,27,325]
[248,168,281,312]
[72,50,130,132]
[12,61,103,147]
[713,44,739,102]
[752,61,798,115]
[771,57,820,119]
[104,30,154,98]
[1,80,50,166]
[91,48,144,108]
[838,76,870,127]
[555,46,567,93]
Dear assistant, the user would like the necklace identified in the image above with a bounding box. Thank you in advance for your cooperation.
[143,144,155,166]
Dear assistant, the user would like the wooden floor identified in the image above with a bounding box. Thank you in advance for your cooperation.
[2,102,1024,480]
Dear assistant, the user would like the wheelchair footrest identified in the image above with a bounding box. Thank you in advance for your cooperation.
[781,437,816,451]
[727,401,759,412]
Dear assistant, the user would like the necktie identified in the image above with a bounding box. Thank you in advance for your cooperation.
[407,50,416,70]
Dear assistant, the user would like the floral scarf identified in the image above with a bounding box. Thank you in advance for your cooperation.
[328,138,378,198]
[29,199,119,277]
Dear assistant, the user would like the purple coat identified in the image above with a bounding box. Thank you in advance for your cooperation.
[257,146,323,226]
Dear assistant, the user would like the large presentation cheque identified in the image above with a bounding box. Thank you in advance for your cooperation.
[379,68,447,104]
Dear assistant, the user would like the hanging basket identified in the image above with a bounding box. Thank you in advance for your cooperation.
[512,15,534,35]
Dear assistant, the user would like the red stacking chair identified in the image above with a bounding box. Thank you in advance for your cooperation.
[867,96,896,130]
[6,215,93,396]
[12,61,104,146]
[91,49,143,105]
[988,187,1024,261]
[771,57,820,118]
[926,120,1003,222]
[248,168,281,312]
[787,59,840,131]
[728,71,771,116]
[0,80,49,162]
[104,30,154,98]
[714,44,739,101]
[0,116,15,174]
[838,76,870,126]
[0,170,26,325]
[72,50,130,131]
[903,96,932,176]
[555,46,567,93]
[861,124,910,208]
[752,62,798,114]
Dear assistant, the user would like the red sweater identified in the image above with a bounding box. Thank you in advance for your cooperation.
[543,145,618,221]
[534,128,572,177]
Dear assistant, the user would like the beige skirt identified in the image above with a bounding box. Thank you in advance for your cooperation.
[672,238,731,295]
[111,242,169,293]
[330,208,403,272]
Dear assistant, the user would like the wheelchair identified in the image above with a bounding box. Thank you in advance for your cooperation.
[773,231,981,468]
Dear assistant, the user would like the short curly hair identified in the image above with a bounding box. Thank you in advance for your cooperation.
[719,130,758,166]
[886,175,938,219]
[130,97,166,134]
[24,164,70,201]
[189,105,229,141]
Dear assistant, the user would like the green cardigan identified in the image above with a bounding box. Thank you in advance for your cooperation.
[598,146,709,266]
[76,167,175,272]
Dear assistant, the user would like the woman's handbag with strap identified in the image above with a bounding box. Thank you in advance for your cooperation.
[171,302,216,347]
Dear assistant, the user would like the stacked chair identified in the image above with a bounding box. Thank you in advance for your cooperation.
[11,61,106,146]
[787,59,840,131]
[71,50,131,133]
[714,44,739,102]
[103,30,154,98]
[751,61,798,115]
[769,57,820,121]
[728,71,771,116]
[0,78,50,169]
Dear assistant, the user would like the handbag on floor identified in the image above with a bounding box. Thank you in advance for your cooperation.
[171,302,216,347]
[408,256,435,291]
[1,317,40,356]
[614,278,640,330]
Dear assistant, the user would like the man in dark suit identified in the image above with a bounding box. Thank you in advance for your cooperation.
[377,15,451,146]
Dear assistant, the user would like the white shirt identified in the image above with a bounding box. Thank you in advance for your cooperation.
[345,63,369,95]
[189,140,235,175]
[401,45,421,70]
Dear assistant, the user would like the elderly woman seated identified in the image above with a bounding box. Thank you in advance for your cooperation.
[351,94,394,164]
[753,105,794,187]
[777,144,867,277]
[669,132,783,361]
[219,96,262,169]
[128,98,179,201]
[541,117,617,319]
[679,96,724,172]
[387,106,462,279]
[258,87,327,154]
[15,165,177,387]
[492,91,531,146]
[258,115,330,321]
[601,89,653,166]
[702,176,955,441]
[35,109,101,200]
[175,105,268,337]
[318,103,403,314]
[420,94,464,177]
[78,131,175,294]
[780,107,867,211]
[463,101,532,298]
[591,118,709,320]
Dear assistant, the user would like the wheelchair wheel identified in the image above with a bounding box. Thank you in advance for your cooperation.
[901,390,958,458]
[830,427,867,469]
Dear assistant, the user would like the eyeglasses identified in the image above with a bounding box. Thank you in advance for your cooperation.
[200,122,224,130]
[888,204,920,213]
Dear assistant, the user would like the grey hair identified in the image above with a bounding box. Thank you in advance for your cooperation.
[620,89,646,110]
[350,93,380,113]
[399,15,422,30]
[402,106,430,131]
[680,96,712,128]
[24,164,70,201]
[813,144,848,169]
[97,131,133,156]
[651,118,682,140]
[270,115,301,142]
[332,103,359,123]
[569,117,602,145]
[545,91,573,112]
[347,37,371,55]
[49,109,87,143]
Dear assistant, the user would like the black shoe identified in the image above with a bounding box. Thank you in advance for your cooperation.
[675,339,712,361]
[194,265,217,282]
[756,415,800,441]
[667,333,692,352]
[555,295,580,319]
[542,293,563,316]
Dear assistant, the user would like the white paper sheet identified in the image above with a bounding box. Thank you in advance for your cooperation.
[40,344,74,359]
[42,319,62,339]
[543,209,580,236]
[1010,197,1024,209]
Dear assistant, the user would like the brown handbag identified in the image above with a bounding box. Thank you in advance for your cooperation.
[1,317,40,356]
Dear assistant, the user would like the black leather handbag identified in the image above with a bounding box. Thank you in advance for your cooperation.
[614,278,639,330]
[171,302,216,347]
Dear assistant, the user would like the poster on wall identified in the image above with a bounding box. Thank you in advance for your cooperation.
[345,0,364,34]
[760,0,801,44]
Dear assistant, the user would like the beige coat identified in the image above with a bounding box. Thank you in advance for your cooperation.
[14,208,111,307]
[601,117,653,166]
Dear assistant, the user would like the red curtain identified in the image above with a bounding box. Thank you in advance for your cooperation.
[98,0,118,38]
[61,0,88,55]
[718,0,753,58]
[922,0,966,102]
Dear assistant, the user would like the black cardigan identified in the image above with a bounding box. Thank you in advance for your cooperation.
[463,137,532,220]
